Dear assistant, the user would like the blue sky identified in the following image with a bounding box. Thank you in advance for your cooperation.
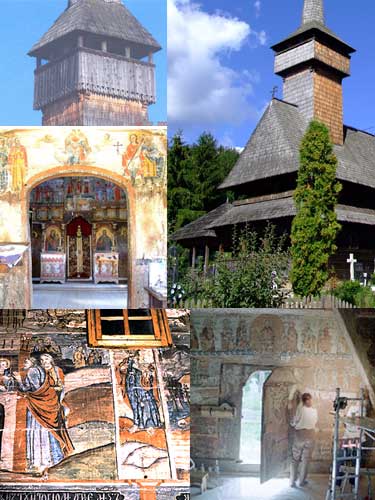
[0,0,166,125]
[168,0,375,147]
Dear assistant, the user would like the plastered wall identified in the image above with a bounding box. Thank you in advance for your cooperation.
[190,309,369,473]
[0,127,167,308]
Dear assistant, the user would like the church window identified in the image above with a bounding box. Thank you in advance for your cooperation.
[87,309,173,348]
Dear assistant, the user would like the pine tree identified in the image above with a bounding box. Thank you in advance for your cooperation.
[168,131,238,232]
[291,121,342,297]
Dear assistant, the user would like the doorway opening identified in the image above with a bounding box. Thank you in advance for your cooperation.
[29,176,129,283]
[240,370,272,465]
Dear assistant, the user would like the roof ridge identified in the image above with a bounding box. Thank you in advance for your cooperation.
[344,125,375,138]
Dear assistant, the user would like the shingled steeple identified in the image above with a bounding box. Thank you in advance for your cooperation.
[271,0,355,145]
[302,0,324,25]
[28,0,161,126]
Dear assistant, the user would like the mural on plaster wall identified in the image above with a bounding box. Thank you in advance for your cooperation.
[62,130,92,165]
[0,126,167,309]
[0,136,28,197]
[112,348,190,481]
[0,127,166,201]
[122,131,166,185]
[0,333,117,481]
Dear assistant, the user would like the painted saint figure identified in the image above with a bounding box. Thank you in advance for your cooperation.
[0,137,9,193]
[140,135,161,178]
[122,354,162,433]
[76,225,84,275]
[15,355,74,474]
[0,358,16,460]
[0,358,16,392]
[96,229,113,252]
[122,133,144,182]
[73,346,86,369]
[46,229,60,252]
[8,137,27,193]
[65,130,91,165]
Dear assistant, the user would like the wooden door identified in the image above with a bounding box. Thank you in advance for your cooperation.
[260,369,299,483]
[66,216,92,279]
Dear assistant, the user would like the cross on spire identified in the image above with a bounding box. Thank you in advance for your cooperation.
[302,0,325,25]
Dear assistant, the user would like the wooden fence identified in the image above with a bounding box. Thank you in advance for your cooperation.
[281,294,356,309]
[171,294,356,310]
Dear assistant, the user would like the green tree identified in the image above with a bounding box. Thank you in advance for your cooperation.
[167,131,238,232]
[291,121,342,297]
[167,131,192,231]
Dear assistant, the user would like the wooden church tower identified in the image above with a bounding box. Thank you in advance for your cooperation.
[28,0,161,126]
[172,0,375,279]
[271,0,354,145]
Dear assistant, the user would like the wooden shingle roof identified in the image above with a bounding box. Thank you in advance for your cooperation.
[207,198,375,229]
[220,99,375,191]
[219,99,306,189]
[29,0,161,57]
[170,203,232,242]
[172,195,375,242]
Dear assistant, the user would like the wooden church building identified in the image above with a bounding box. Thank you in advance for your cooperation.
[172,0,375,279]
[28,0,161,126]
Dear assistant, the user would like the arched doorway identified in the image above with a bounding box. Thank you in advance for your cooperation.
[29,176,129,288]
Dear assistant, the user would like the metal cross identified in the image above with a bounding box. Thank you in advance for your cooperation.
[271,86,278,99]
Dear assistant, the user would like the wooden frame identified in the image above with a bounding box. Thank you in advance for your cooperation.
[87,309,173,349]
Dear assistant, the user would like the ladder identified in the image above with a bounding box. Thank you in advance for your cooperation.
[326,388,365,500]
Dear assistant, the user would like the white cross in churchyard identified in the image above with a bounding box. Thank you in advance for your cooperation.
[347,253,357,281]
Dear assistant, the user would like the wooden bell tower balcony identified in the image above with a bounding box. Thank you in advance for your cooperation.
[28,0,161,125]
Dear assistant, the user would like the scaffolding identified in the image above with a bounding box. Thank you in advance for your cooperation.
[326,388,375,500]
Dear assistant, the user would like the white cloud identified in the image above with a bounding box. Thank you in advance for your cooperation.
[168,0,266,128]
[254,0,261,17]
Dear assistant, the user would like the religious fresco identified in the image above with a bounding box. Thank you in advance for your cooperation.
[0,333,116,480]
[0,126,167,308]
[61,130,92,165]
[0,310,190,499]
[122,131,166,185]
[190,309,366,477]
[95,226,115,252]
[0,136,28,196]
[112,348,190,481]
[44,225,62,252]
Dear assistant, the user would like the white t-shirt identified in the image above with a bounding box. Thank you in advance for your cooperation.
[292,405,318,430]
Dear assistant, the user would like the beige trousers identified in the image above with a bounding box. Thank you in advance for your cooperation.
[290,429,315,486]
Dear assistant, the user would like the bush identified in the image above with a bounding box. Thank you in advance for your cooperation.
[332,280,362,305]
[333,280,375,307]
[176,224,290,308]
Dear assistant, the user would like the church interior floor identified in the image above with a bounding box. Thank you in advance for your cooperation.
[191,475,372,499]
[32,283,128,308]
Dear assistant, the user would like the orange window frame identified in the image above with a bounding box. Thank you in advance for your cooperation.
[87,309,172,349]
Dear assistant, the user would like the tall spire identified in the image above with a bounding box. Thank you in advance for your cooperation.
[302,0,324,25]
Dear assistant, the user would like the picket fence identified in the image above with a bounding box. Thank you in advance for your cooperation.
[172,293,356,310]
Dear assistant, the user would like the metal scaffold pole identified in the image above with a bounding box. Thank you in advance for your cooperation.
[326,387,375,500]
